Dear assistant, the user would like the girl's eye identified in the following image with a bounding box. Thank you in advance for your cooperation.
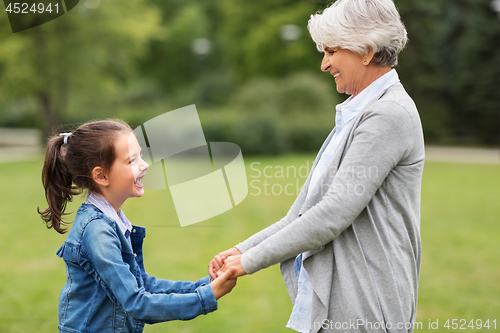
[129,158,135,164]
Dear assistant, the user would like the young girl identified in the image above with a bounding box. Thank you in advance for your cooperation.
[38,120,236,333]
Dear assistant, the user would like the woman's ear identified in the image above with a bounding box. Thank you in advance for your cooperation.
[92,166,109,187]
[363,49,375,65]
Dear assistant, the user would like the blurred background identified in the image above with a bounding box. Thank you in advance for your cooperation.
[0,0,499,151]
[0,0,499,332]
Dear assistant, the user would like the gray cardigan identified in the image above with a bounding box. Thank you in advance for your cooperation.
[236,83,424,333]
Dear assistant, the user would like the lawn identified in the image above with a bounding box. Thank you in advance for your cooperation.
[0,154,499,332]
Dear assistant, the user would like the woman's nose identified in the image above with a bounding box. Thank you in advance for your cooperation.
[321,54,330,72]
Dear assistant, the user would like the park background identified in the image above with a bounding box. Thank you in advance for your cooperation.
[0,0,499,332]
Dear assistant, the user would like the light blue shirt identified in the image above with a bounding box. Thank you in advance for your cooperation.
[287,69,400,333]
[86,192,133,247]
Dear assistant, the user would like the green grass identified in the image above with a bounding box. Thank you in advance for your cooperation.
[0,155,499,332]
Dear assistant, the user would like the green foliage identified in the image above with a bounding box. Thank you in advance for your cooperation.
[217,0,321,81]
[235,3,321,79]
[396,0,500,146]
[283,117,334,152]
[201,110,288,155]
[1,0,499,147]
[230,71,339,115]
[142,0,500,147]
[200,72,340,155]
[0,0,162,131]
[141,3,211,91]
[234,115,288,155]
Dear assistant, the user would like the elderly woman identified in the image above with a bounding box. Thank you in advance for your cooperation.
[210,0,424,332]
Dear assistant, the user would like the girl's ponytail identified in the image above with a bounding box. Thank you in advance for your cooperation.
[38,135,80,234]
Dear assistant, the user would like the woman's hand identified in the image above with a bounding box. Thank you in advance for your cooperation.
[210,266,237,300]
[218,254,247,278]
[208,247,242,280]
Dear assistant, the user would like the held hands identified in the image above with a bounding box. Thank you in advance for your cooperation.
[208,247,247,281]
[209,248,245,300]
[218,255,246,278]
[210,266,237,300]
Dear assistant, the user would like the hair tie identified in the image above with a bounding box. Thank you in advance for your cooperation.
[59,132,72,145]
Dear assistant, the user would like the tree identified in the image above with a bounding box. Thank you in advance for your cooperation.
[140,0,232,108]
[396,0,500,145]
[0,0,162,133]
[217,0,322,81]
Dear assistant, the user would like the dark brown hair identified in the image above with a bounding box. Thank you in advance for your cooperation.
[38,119,132,234]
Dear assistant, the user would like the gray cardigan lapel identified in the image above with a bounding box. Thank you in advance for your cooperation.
[299,86,392,217]
[292,86,395,326]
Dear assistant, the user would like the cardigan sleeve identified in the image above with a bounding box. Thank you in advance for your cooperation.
[235,136,326,254]
[240,101,418,274]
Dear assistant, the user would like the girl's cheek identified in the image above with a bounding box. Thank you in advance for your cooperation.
[132,166,141,179]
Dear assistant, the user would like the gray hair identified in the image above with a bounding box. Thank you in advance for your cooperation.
[308,0,408,67]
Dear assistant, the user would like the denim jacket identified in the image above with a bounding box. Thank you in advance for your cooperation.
[57,203,217,333]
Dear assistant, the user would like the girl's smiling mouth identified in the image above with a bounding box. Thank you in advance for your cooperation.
[134,173,146,188]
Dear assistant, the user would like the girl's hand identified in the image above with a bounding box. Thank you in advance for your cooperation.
[208,247,242,280]
[210,267,237,300]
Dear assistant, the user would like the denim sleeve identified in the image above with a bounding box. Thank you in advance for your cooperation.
[81,219,218,323]
[143,273,212,295]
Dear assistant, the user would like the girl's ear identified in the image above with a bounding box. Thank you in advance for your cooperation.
[92,166,109,187]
